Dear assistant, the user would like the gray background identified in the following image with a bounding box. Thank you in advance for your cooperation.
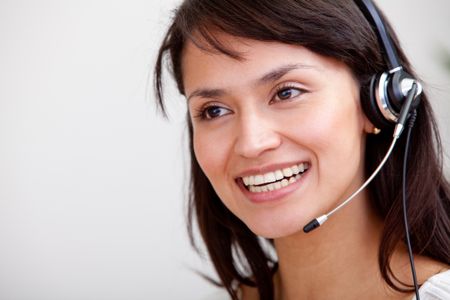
[0,0,449,299]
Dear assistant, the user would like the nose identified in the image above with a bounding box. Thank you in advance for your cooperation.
[233,112,281,158]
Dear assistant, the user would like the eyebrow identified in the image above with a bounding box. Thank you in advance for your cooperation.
[186,63,317,102]
[258,63,315,84]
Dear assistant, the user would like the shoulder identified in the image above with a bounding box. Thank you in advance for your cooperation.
[413,269,450,300]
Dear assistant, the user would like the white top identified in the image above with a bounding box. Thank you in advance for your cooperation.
[412,269,450,300]
[204,269,450,300]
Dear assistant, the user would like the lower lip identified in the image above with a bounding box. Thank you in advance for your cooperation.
[237,169,309,204]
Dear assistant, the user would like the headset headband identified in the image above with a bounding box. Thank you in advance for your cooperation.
[354,0,401,71]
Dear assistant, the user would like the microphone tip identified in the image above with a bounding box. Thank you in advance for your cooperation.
[303,219,320,233]
[303,215,328,233]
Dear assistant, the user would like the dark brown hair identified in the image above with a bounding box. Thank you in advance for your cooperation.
[154,1,450,299]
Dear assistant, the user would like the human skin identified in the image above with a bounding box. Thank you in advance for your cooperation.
[183,34,371,239]
[181,34,446,299]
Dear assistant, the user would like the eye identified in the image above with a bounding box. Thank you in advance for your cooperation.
[271,84,305,103]
[194,104,232,120]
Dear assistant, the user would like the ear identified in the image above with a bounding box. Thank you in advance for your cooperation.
[362,113,376,134]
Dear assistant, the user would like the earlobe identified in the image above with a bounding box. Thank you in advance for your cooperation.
[372,127,381,135]
[364,123,381,135]
[363,116,379,135]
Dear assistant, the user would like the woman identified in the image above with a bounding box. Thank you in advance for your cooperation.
[154,0,450,299]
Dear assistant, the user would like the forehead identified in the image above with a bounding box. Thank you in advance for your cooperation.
[181,34,347,95]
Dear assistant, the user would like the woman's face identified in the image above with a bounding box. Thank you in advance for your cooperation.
[182,34,372,238]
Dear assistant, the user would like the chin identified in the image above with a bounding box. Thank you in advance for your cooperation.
[244,215,307,239]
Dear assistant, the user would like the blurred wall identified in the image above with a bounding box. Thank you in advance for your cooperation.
[0,0,449,299]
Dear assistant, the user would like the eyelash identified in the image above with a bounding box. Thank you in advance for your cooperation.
[271,83,305,103]
[192,83,306,121]
[192,104,231,120]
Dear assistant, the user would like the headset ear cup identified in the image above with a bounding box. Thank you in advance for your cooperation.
[361,74,393,130]
[387,70,421,113]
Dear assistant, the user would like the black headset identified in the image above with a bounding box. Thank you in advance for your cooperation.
[355,0,422,130]
[355,1,422,298]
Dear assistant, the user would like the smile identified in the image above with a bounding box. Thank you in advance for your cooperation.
[241,162,309,193]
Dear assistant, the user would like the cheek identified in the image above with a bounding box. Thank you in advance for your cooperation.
[282,99,361,151]
[192,128,230,186]
[306,100,366,191]
[284,93,366,178]
[305,90,364,144]
[193,132,214,176]
[193,128,241,214]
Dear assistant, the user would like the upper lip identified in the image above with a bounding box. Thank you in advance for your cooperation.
[235,160,310,179]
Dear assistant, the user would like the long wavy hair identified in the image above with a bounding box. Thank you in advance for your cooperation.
[154,1,450,299]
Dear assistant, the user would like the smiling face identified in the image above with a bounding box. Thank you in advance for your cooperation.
[182,34,372,238]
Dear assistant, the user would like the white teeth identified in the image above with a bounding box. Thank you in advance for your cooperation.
[263,172,276,184]
[299,164,304,173]
[241,162,309,189]
[250,185,262,193]
[245,174,300,193]
[254,175,264,185]
[274,181,282,190]
[282,167,293,177]
[275,170,284,180]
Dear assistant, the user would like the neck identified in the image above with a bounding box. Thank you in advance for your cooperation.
[273,192,391,300]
